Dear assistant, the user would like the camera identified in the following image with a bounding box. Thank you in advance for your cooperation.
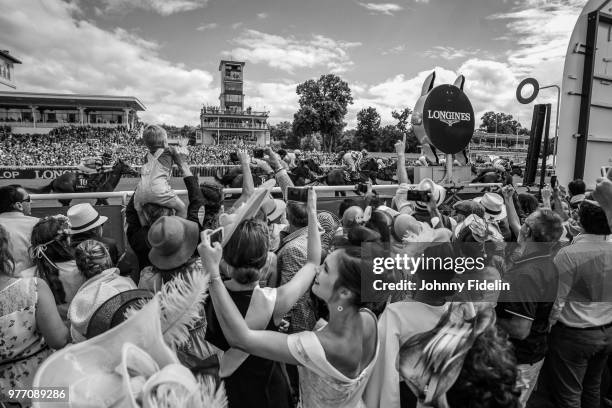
[287,187,309,203]
[254,149,264,159]
[406,190,431,202]
[209,227,224,245]
[229,152,239,163]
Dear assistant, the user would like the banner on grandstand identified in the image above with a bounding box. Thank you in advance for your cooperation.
[0,165,342,179]
[0,168,72,180]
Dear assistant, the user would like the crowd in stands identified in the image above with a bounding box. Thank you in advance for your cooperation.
[4,126,612,408]
[0,126,338,167]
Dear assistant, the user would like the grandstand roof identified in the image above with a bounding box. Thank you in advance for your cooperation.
[0,50,21,64]
[0,91,146,110]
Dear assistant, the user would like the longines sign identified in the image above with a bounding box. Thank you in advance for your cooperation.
[426,110,472,127]
[412,81,475,155]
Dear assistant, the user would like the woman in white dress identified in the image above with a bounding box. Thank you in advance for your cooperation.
[199,189,379,408]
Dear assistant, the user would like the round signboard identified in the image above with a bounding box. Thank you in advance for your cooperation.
[516,77,540,105]
[412,84,475,155]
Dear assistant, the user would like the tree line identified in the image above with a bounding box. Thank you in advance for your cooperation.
[271,73,533,153]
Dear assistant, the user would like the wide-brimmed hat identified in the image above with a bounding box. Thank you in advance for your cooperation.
[261,197,286,223]
[67,203,108,234]
[148,216,200,270]
[33,297,179,408]
[86,289,154,339]
[473,192,506,222]
[415,178,446,211]
[69,268,137,343]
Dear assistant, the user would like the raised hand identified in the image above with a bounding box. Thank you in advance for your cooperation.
[197,230,223,277]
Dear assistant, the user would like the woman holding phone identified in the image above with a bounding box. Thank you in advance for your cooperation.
[199,188,380,408]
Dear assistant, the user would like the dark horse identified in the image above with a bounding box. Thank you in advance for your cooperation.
[471,165,514,187]
[317,158,382,197]
[289,159,324,186]
[214,166,267,198]
[27,159,139,206]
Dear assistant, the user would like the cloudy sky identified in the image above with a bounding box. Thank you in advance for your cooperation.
[0,0,588,128]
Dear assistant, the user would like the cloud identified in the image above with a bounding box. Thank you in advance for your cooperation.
[488,0,585,77]
[357,2,403,15]
[244,81,299,124]
[196,22,217,31]
[0,0,216,125]
[98,0,208,16]
[347,59,525,128]
[382,44,407,55]
[224,29,361,73]
[231,22,243,29]
[424,46,483,61]
[257,12,268,19]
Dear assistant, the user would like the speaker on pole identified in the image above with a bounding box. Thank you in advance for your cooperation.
[523,104,547,186]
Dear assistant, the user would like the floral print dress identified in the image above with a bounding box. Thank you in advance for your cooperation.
[0,277,53,391]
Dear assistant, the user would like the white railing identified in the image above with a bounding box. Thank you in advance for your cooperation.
[30,183,503,205]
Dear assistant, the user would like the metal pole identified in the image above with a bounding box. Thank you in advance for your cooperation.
[539,85,561,169]
[445,153,453,183]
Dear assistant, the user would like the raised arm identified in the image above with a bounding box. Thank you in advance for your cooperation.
[265,147,294,200]
[502,185,521,240]
[227,150,255,212]
[198,234,298,365]
[395,135,409,185]
[540,185,552,210]
[550,185,569,221]
[275,188,320,320]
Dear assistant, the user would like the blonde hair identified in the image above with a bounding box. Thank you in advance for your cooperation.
[75,239,113,279]
[143,125,167,152]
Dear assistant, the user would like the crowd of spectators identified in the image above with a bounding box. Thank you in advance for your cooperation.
[5,137,612,407]
[0,126,338,167]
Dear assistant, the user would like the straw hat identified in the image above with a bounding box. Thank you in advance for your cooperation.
[148,216,199,270]
[261,197,286,223]
[415,178,446,211]
[473,192,506,222]
[68,203,108,234]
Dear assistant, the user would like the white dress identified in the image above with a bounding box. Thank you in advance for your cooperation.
[287,309,379,408]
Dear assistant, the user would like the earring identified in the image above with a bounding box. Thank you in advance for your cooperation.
[337,305,343,312]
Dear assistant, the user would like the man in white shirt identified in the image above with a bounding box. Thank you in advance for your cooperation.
[0,185,39,274]
[546,199,612,408]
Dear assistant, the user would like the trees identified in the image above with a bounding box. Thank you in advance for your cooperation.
[270,121,297,148]
[294,74,353,152]
[391,107,419,152]
[300,133,322,151]
[480,111,529,135]
[355,107,381,151]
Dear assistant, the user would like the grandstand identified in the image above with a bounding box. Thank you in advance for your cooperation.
[0,49,145,135]
[468,130,530,162]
